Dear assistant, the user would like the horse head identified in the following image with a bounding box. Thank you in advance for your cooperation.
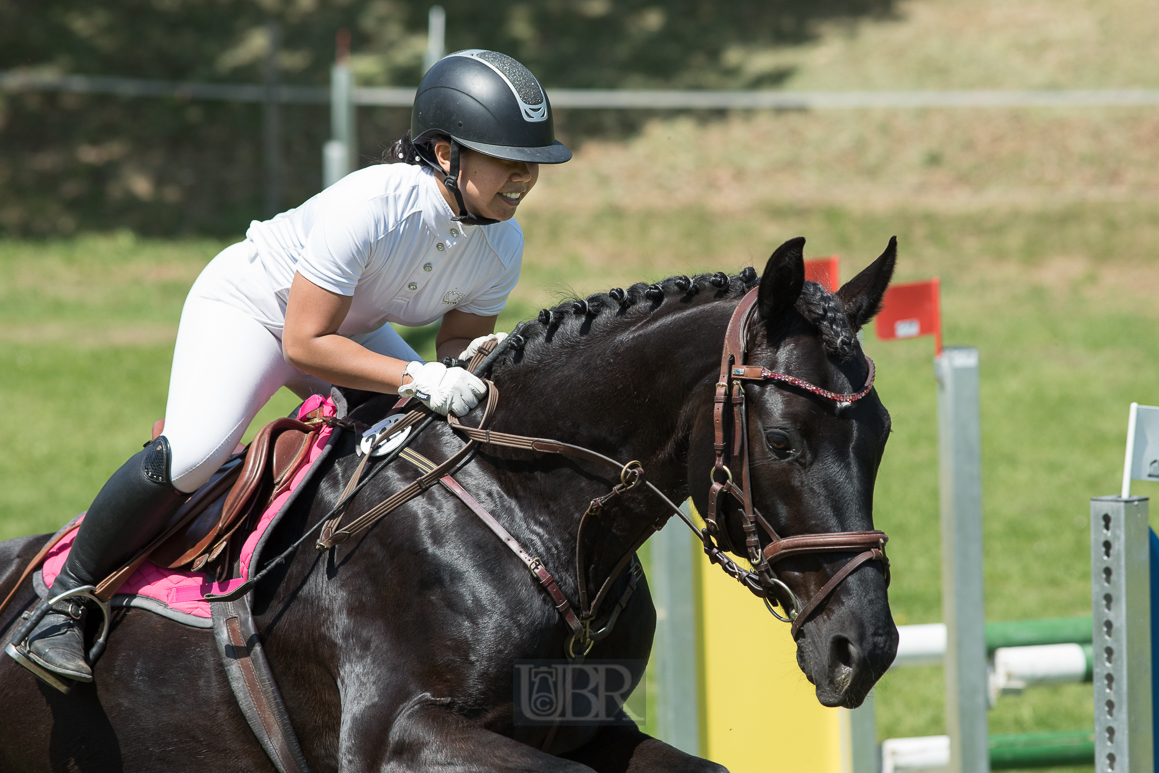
[687,236,899,708]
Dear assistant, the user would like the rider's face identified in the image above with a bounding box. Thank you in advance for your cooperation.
[434,140,539,221]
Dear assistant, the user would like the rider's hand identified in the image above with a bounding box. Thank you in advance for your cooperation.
[458,332,507,361]
[398,361,487,417]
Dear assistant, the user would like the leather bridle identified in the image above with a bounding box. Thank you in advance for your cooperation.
[293,287,889,655]
[704,287,890,637]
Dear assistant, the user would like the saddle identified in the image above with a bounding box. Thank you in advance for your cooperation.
[135,412,327,584]
[159,418,319,569]
[4,410,331,609]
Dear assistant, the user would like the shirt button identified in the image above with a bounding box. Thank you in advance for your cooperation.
[423,263,433,272]
[436,243,446,251]
[408,282,418,291]
[450,229,459,237]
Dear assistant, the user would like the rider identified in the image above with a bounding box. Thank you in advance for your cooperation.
[12,49,571,687]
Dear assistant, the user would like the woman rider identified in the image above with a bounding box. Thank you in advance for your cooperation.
[11,50,571,687]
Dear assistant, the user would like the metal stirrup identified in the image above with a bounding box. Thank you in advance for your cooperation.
[4,585,112,694]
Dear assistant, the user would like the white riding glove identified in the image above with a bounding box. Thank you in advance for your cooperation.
[458,332,507,362]
[398,361,487,417]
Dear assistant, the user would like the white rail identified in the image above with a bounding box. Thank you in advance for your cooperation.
[882,735,951,773]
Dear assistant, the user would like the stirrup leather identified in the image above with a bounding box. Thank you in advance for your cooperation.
[4,585,112,694]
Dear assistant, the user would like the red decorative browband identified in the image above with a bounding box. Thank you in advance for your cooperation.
[729,356,876,405]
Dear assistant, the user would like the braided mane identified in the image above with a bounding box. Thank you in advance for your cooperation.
[488,267,860,374]
[794,281,859,360]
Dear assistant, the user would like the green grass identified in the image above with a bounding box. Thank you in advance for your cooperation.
[746,0,1159,93]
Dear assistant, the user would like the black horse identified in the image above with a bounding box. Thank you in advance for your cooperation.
[0,237,898,772]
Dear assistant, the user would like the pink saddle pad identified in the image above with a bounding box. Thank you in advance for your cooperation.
[39,395,337,623]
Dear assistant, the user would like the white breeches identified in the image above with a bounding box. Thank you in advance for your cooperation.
[164,241,422,493]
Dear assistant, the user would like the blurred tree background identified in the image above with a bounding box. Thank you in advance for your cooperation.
[0,0,897,237]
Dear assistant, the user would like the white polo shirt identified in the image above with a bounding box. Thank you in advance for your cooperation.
[202,163,522,337]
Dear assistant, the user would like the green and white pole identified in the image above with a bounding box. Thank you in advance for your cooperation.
[649,503,702,756]
[423,6,446,75]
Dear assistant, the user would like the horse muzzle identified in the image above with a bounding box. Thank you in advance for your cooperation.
[792,559,898,708]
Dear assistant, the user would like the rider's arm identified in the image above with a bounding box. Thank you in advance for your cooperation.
[435,309,498,362]
[282,272,411,393]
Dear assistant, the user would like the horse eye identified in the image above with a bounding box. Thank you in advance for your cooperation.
[765,431,791,452]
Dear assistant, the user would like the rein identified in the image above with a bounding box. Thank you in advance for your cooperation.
[311,378,668,660]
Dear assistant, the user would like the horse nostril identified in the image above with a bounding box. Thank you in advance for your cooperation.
[832,636,854,667]
[829,635,862,694]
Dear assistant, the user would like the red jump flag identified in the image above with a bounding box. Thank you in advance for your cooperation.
[874,277,942,354]
[805,256,839,292]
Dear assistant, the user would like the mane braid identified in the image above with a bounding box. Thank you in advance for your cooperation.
[794,281,859,360]
[489,268,765,375]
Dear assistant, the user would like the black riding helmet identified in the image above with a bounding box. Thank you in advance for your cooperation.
[410,49,571,225]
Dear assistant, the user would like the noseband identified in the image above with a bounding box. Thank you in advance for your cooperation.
[704,287,890,638]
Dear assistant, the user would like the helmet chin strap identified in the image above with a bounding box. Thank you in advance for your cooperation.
[442,141,499,227]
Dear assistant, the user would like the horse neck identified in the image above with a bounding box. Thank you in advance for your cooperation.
[485,297,738,609]
[492,299,735,475]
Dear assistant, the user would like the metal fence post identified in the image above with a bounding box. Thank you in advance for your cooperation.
[423,6,446,74]
[649,502,702,756]
[325,30,356,188]
[1090,496,1154,773]
[935,347,989,773]
[262,19,282,216]
[842,697,878,773]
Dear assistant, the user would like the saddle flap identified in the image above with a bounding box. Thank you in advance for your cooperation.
[272,427,312,493]
[153,418,318,570]
[151,458,242,569]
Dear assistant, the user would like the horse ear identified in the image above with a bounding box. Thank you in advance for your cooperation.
[836,236,898,331]
[757,237,807,326]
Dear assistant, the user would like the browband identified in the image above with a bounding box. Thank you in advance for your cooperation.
[729,356,876,405]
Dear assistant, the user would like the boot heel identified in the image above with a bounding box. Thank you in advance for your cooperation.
[4,640,76,694]
[6,597,77,693]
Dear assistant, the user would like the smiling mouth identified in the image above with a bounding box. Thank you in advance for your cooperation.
[498,191,524,205]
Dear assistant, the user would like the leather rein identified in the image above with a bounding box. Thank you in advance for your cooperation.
[312,287,890,657]
[314,380,657,661]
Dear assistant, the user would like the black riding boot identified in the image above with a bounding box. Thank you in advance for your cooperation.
[23,436,187,682]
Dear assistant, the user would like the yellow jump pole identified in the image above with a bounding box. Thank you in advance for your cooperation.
[689,503,848,773]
